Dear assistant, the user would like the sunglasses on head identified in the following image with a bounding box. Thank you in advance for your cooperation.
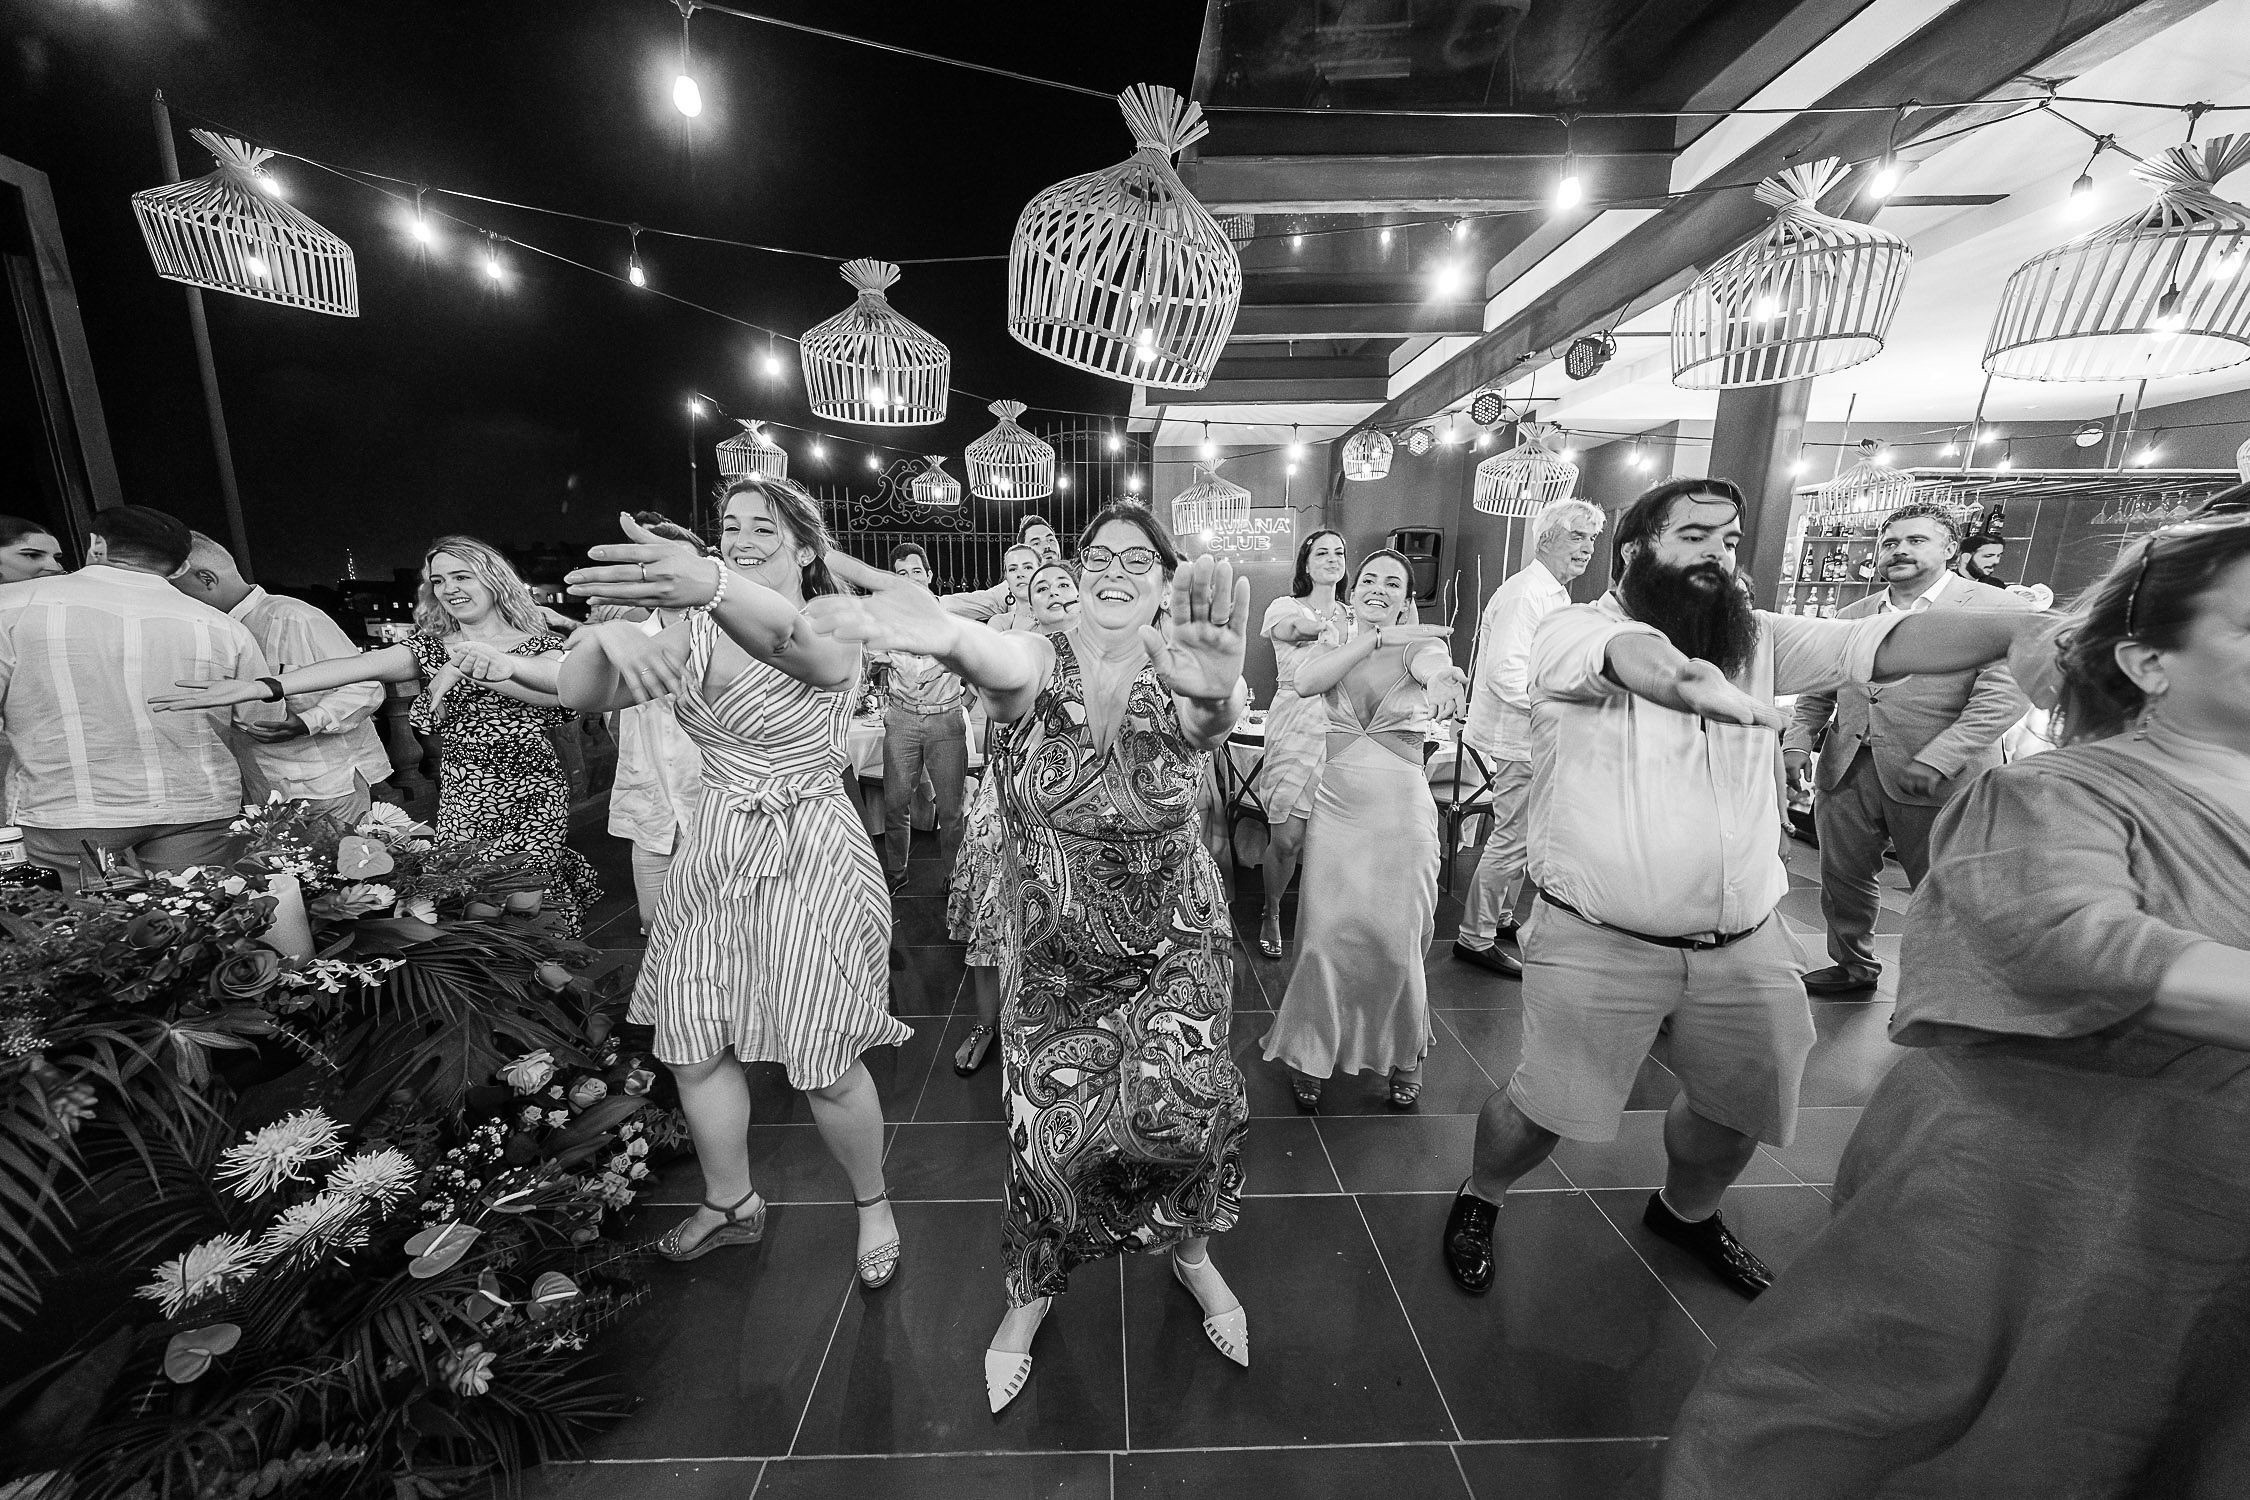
[2124,492,2250,638]
[1078,545,1160,576]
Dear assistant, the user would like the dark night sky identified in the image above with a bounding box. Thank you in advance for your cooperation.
[1,0,1207,583]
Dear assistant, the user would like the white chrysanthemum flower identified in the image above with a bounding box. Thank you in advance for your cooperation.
[255,1191,369,1262]
[324,1148,419,1210]
[356,803,433,842]
[216,1108,346,1199]
[136,1231,261,1318]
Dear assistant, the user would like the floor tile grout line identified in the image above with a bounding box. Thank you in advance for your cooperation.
[1547,1153,1719,1350]
[895,959,969,1132]
[745,1457,768,1500]
[1448,1441,1478,1500]
[1346,1189,1467,1445]
[781,1272,862,1458]
[565,1435,1673,1465]
[1117,1255,1132,1453]
[1432,1008,1503,1095]
[1108,1448,1116,1500]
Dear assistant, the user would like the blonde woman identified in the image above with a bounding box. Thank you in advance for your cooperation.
[153,534,599,935]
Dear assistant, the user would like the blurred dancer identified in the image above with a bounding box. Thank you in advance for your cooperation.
[1252,528,1349,959]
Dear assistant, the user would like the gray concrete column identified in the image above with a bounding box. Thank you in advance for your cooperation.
[1707,379,1812,609]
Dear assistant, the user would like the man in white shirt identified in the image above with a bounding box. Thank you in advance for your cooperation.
[1452,498,1606,978]
[1440,479,2048,1303]
[1784,504,2029,995]
[876,543,969,888]
[172,533,395,825]
[0,506,280,883]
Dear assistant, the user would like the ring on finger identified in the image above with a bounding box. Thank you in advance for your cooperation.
[638,562,650,583]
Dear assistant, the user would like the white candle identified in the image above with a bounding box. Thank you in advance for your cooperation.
[262,872,315,958]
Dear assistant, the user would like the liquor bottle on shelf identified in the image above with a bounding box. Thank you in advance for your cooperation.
[1781,584,1798,614]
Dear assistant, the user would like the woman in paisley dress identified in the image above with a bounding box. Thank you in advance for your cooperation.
[554,484,907,1288]
[807,504,1253,1415]
[1254,529,1351,958]
[153,535,600,936]
[947,559,1081,1077]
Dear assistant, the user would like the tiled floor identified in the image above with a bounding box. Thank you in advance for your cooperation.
[528,825,1910,1500]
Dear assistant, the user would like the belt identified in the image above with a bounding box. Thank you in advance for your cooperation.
[1535,887,1766,952]
[707,772,841,879]
[887,699,966,718]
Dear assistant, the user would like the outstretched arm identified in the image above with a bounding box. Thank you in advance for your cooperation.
[150,643,421,712]
[446,642,566,708]
[1605,634,1789,730]
[558,620,695,713]
[1872,609,2050,680]
[801,575,1053,724]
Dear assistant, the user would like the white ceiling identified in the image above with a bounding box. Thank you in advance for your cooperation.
[1506,0,2250,433]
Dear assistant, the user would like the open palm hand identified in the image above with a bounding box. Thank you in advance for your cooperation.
[1139,555,1249,703]
[801,570,962,658]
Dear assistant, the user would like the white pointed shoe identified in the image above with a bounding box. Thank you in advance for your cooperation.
[983,1296,1050,1414]
[1171,1251,1250,1368]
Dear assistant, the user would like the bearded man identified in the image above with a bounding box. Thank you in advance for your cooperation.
[1440,479,2051,1301]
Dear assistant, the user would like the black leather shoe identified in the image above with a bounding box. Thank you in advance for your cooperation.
[1641,1193,1773,1299]
[1802,964,1878,995]
[1443,1186,1500,1295]
[1452,940,1524,978]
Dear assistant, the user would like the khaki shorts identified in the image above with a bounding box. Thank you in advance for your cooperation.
[1504,899,1815,1147]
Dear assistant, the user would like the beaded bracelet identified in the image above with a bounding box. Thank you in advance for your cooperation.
[691,557,729,616]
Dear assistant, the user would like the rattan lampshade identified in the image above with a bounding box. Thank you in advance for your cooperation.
[1342,428,1393,481]
[1216,214,1257,244]
[1984,135,2250,382]
[131,130,358,317]
[1672,159,1910,389]
[964,400,1055,501]
[1170,464,1252,535]
[715,419,787,481]
[1007,84,1242,391]
[1472,424,1579,517]
[1811,439,1917,520]
[909,456,962,508]
[799,259,950,426]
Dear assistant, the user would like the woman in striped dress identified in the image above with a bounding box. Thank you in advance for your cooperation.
[805,505,1252,1415]
[558,481,908,1285]
[1254,529,1350,959]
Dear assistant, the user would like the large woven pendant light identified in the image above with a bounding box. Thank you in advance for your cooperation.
[1472,424,1579,517]
[799,259,949,426]
[1170,464,1251,536]
[130,131,358,317]
[1984,135,2250,382]
[715,419,787,481]
[1811,439,1916,521]
[909,456,962,508]
[964,400,1055,500]
[1007,84,1242,390]
[1342,428,1393,481]
[1672,159,1910,389]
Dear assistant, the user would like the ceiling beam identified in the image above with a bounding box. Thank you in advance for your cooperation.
[1191,151,1675,215]
[1228,302,1485,341]
[1360,0,2222,429]
[1169,372,1392,406]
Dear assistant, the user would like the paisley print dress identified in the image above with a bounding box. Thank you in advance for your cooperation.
[407,631,601,937]
[992,634,1247,1305]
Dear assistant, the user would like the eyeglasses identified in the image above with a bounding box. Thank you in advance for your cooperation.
[1078,545,1160,576]
[2123,493,2250,638]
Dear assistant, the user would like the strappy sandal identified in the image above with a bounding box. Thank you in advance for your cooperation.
[953,1023,996,1077]
[1387,1068,1423,1111]
[1288,1069,1323,1113]
[1256,916,1284,960]
[656,1187,765,1262]
[855,1190,902,1289]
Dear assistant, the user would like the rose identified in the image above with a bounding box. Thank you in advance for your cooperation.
[497,1051,556,1095]
[566,1077,608,1112]
[628,1161,650,1180]
[124,911,185,950]
[206,948,285,1001]
[519,1105,542,1128]
[606,1153,631,1175]
[532,962,573,994]
[504,889,545,915]
[311,883,396,919]
[625,1138,649,1159]
[584,1012,615,1047]
[463,900,502,920]
[619,1066,656,1098]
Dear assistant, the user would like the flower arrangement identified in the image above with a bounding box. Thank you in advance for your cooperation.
[0,796,686,1499]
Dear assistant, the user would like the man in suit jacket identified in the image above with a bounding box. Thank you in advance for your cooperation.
[1784,501,2030,995]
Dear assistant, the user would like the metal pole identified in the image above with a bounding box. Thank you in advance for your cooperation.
[1831,392,1857,480]
[2116,379,2149,472]
[686,404,699,531]
[151,91,253,582]
[2101,392,2128,470]
[1959,374,1993,474]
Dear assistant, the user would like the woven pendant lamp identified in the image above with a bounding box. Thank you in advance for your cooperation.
[715,419,787,481]
[1007,83,1242,390]
[1216,214,1257,244]
[799,259,950,426]
[1985,135,2250,382]
[910,456,962,508]
[964,400,1055,500]
[130,131,358,317]
[1472,424,1579,517]
[1170,464,1251,536]
[1812,439,1916,522]
[1342,428,1393,481]
[1672,159,1910,389]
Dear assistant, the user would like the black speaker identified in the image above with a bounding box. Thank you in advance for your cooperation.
[1387,527,1443,603]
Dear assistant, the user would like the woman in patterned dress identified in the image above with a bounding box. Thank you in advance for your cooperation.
[555,482,908,1286]
[1254,529,1350,959]
[947,559,1081,1076]
[807,504,1253,1415]
[153,535,601,936]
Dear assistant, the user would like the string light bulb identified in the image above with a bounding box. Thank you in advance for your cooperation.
[1057,474,1071,491]
[866,452,880,472]
[762,337,783,379]
[672,0,703,117]
[686,397,702,416]
[1199,422,1216,462]
[2133,445,2160,465]
[483,236,504,282]
[811,439,826,461]
[626,225,647,288]
[1432,261,1464,298]
[1452,219,1469,240]
[1125,472,1142,492]
[1554,151,1583,211]
[243,252,270,280]
[1287,424,1305,461]
[2207,250,2241,281]
[2151,283,2185,340]
[1379,227,1393,248]
[407,187,435,247]
[1868,158,1900,198]
[2066,137,2108,219]
[1290,233,1303,250]
[1105,430,1122,454]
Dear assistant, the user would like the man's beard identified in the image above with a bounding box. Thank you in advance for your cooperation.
[1618,550,1761,680]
